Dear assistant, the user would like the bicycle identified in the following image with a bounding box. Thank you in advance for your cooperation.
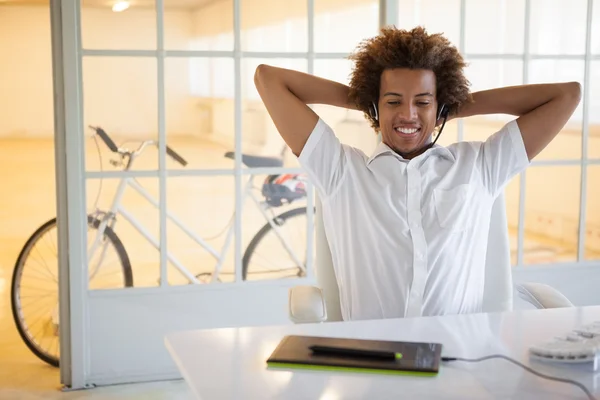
[11,125,314,367]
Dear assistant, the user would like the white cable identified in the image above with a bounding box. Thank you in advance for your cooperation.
[442,354,595,400]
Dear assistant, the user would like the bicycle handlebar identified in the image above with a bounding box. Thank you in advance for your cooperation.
[89,125,188,166]
[166,145,187,166]
[95,126,119,152]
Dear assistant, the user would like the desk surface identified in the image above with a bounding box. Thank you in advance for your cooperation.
[165,306,600,400]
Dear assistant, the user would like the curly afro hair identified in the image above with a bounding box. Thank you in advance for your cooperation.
[348,26,471,130]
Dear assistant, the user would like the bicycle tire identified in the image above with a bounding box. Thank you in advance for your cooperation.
[242,207,314,281]
[11,215,133,367]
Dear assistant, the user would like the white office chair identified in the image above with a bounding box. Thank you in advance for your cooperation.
[288,192,574,324]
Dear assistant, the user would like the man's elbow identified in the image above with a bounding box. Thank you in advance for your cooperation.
[254,64,276,90]
[561,81,582,105]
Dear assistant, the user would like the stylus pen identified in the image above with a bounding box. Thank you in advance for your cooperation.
[309,345,402,361]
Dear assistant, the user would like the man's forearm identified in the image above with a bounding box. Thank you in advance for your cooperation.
[455,83,579,119]
[455,81,581,160]
[255,65,357,110]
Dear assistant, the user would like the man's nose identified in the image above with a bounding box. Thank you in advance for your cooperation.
[397,103,418,120]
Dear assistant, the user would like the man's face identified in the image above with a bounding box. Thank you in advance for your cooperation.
[377,68,438,158]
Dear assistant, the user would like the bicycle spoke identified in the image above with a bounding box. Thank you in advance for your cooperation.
[12,217,131,367]
[31,246,58,282]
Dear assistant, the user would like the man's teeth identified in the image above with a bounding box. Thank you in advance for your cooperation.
[395,127,419,134]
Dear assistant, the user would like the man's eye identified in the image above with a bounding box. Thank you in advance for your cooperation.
[387,101,400,105]
[417,102,430,106]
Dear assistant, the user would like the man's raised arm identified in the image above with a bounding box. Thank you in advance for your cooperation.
[254,65,357,156]
[456,82,582,160]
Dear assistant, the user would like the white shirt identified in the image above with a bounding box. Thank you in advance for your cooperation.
[298,118,530,321]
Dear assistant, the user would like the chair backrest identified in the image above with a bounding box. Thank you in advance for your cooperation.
[314,192,513,321]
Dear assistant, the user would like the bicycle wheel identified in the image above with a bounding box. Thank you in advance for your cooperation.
[242,207,314,281]
[11,215,132,367]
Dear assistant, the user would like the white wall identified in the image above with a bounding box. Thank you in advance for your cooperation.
[0,6,54,138]
[0,5,206,139]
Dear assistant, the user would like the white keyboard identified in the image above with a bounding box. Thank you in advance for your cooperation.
[529,321,600,367]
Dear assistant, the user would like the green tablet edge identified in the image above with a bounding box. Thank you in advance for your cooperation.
[266,361,438,377]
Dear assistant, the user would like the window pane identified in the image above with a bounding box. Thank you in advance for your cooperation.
[167,176,236,285]
[83,57,157,171]
[466,59,523,92]
[527,60,585,160]
[165,57,234,170]
[463,60,523,143]
[81,0,156,50]
[586,166,600,260]
[241,58,308,168]
[86,178,160,289]
[314,0,379,54]
[397,0,461,47]
[165,0,234,51]
[529,0,587,55]
[593,1,600,54]
[589,61,600,159]
[523,166,581,265]
[465,0,525,54]
[241,0,307,52]
[313,59,377,155]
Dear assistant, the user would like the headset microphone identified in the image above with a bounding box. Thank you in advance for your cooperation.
[429,103,449,147]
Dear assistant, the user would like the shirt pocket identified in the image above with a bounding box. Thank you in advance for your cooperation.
[433,183,473,233]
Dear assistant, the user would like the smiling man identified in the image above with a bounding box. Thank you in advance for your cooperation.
[254,26,581,321]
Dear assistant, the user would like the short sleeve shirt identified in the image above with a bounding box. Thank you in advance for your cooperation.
[298,118,530,320]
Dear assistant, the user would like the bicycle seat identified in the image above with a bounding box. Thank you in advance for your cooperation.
[224,151,283,168]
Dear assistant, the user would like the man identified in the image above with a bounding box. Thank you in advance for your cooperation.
[254,26,581,321]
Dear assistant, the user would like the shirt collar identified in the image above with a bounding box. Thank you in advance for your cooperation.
[366,141,455,165]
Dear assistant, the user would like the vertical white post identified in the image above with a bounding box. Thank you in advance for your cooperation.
[156,0,168,286]
[380,0,397,27]
[53,0,89,390]
[516,0,531,267]
[306,0,315,278]
[233,0,243,282]
[578,0,594,261]
[457,0,466,142]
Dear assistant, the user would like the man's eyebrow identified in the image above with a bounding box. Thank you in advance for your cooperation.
[382,92,434,97]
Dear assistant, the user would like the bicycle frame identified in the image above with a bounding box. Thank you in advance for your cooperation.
[87,139,308,286]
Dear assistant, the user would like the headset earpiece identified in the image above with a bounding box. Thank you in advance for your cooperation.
[369,101,379,121]
[437,104,449,121]
[436,103,449,121]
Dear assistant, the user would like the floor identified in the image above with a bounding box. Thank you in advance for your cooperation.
[0,135,597,398]
[0,138,204,398]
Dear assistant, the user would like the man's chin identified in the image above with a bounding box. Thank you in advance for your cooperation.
[385,137,428,156]
[394,142,429,158]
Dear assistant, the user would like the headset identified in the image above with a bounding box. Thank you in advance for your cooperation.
[369,101,450,157]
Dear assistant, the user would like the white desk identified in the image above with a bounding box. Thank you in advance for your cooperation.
[165,306,600,399]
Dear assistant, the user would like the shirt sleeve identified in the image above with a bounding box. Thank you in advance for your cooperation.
[478,119,531,197]
[297,118,347,199]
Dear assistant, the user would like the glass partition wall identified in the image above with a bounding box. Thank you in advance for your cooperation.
[34,0,599,389]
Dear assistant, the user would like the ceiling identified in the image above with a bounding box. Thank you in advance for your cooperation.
[0,0,220,10]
